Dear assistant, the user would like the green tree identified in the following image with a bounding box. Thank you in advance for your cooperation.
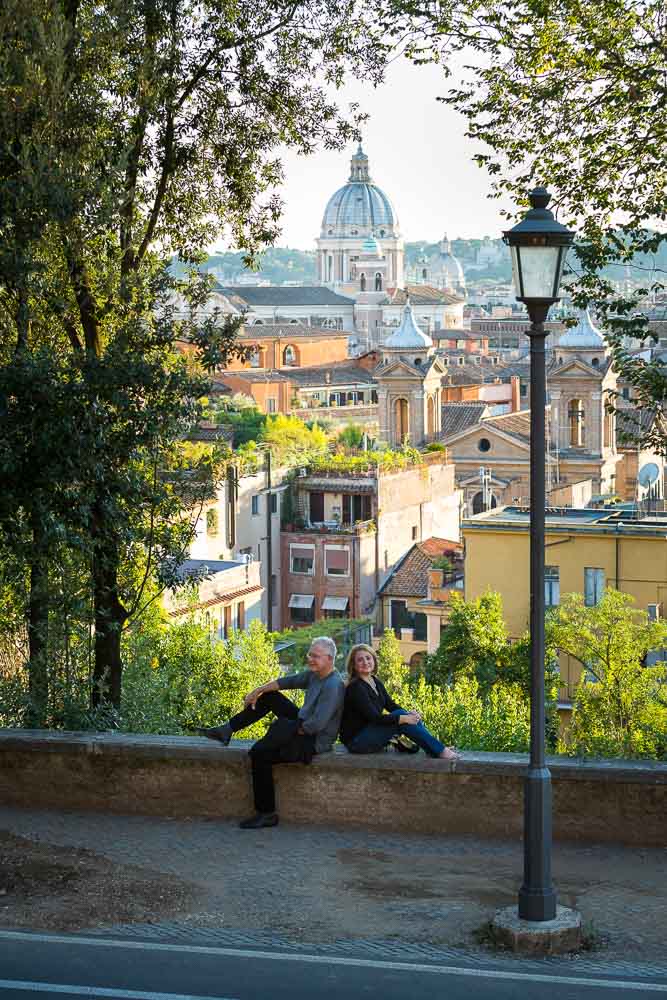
[259,413,330,467]
[376,628,410,702]
[0,0,408,714]
[549,590,667,758]
[426,592,510,690]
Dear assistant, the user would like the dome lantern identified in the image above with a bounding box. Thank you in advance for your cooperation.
[384,299,433,350]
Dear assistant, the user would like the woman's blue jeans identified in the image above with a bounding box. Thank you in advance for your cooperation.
[346,708,445,758]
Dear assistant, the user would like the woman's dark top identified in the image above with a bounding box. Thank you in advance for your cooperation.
[340,676,402,746]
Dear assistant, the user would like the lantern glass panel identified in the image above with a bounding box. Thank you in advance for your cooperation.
[515,245,562,300]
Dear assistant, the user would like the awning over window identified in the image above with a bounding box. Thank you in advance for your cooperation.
[325,548,349,571]
[290,546,314,561]
[321,596,349,612]
[288,594,315,609]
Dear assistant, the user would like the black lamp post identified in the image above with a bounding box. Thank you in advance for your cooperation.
[503,188,575,922]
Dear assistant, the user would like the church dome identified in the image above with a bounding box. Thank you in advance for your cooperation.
[321,145,399,237]
[557,309,604,348]
[432,234,465,289]
[384,300,433,349]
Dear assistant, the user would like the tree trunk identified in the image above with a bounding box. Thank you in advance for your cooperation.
[26,510,49,727]
[91,508,127,710]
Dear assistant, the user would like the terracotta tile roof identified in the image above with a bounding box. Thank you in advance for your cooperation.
[287,362,376,387]
[215,285,355,306]
[387,286,464,306]
[168,583,262,618]
[379,538,463,598]
[485,410,532,443]
[213,370,291,385]
[441,402,489,438]
[187,422,234,443]
[238,324,349,340]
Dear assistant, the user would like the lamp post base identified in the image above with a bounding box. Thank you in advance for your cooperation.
[491,905,583,955]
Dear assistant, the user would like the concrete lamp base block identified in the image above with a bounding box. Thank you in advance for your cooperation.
[491,905,583,955]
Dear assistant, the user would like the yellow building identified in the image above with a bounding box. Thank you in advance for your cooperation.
[463,506,667,702]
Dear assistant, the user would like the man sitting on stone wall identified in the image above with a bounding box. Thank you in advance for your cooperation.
[198,636,344,829]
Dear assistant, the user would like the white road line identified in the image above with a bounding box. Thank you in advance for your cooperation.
[0,982,237,1000]
[0,930,665,993]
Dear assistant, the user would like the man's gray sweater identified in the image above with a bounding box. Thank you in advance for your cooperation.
[277,669,344,753]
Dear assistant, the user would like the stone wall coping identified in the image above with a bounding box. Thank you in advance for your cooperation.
[2,729,666,785]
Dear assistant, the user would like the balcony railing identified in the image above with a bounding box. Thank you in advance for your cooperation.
[282,518,376,535]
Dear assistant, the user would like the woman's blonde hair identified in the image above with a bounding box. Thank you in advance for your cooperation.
[345,643,378,684]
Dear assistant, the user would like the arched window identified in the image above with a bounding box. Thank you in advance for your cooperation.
[427,396,435,438]
[472,491,497,514]
[422,268,428,280]
[249,348,261,368]
[360,273,366,291]
[591,357,600,367]
[568,398,585,446]
[283,345,297,366]
[394,398,409,443]
[380,229,386,237]
[375,272,382,291]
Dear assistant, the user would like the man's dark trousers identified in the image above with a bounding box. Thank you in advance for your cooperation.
[228,691,316,814]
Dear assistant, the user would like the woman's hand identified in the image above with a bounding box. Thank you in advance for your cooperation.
[399,712,421,726]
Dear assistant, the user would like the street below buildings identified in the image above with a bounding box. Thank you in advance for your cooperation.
[1,930,667,1000]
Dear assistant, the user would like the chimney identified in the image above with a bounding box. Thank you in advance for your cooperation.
[510,375,521,412]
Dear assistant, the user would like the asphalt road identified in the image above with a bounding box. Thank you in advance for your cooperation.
[1,930,667,1000]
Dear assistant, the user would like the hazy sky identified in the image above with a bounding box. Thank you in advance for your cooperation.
[214,57,515,253]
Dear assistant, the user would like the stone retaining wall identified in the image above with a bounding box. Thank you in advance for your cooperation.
[1,730,666,846]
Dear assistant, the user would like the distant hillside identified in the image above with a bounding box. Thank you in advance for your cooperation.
[169,233,667,288]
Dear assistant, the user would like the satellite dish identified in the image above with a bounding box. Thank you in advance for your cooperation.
[638,463,660,488]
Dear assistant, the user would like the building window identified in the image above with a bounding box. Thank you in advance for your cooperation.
[621,387,630,400]
[267,398,277,413]
[520,383,527,396]
[283,345,297,366]
[249,348,261,368]
[414,613,427,642]
[322,596,349,618]
[568,398,585,447]
[289,594,315,624]
[270,493,278,515]
[478,438,491,452]
[237,601,245,631]
[290,544,315,575]
[545,566,560,607]
[584,568,605,606]
[360,273,366,291]
[390,600,409,632]
[375,272,382,291]
[342,493,371,524]
[411,526,418,540]
[251,495,260,516]
[223,605,232,640]
[206,509,219,536]
[325,546,349,576]
[457,356,465,365]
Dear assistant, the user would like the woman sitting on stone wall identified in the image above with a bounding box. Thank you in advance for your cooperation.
[340,643,460,760]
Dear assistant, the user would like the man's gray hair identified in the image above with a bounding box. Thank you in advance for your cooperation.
[310,635,337,661]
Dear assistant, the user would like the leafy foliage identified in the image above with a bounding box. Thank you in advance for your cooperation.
[550,590,667,758]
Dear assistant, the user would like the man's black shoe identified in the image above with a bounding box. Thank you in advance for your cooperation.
[239,812,279,829]
[195,724,232,746]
